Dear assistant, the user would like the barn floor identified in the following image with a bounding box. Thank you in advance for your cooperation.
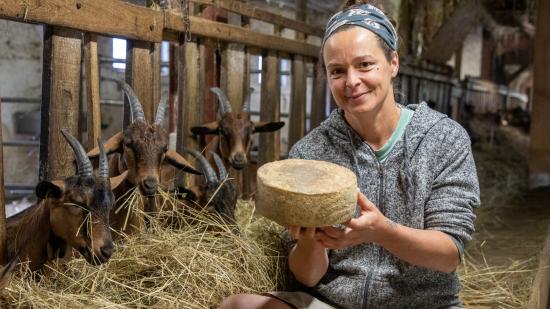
[459,126,550,308]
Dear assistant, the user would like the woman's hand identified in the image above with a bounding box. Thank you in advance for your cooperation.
[316,192,391,249]
[287,227,329,287]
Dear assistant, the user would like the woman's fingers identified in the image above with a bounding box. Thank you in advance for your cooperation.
[288,226,318,240]
[287,226,301,239]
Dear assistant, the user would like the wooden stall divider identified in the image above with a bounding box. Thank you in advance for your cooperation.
[0,97,6,265]
[84,32,101,149]
[39,27,82,181]
[288,0,308,149]
[259,26,282,166]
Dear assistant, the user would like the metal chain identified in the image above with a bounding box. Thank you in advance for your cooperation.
[181,0,192,42]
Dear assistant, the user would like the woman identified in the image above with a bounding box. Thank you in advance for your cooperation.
[221,1,479,308]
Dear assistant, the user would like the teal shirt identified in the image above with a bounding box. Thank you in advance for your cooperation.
[374,106,414,163]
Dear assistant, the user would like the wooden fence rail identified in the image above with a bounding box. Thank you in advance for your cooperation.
[0,0,326,196]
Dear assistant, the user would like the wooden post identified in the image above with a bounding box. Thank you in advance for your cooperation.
[84,33,101,149]
[220,14,246,111]
[529,0,550,189]
[0,97,6,265]
[310,61,327,130]
[125,40,161,126]
[259,27,282,166]
[220,12,248,196]
[176,39,201,187]
[39,27,82,181]
[288,0,307,149]
[169,42,178,133]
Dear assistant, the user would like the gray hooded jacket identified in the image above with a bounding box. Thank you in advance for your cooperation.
[288,103,480,309]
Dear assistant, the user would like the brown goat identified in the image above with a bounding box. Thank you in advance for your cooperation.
[7,130,125,271]
[190,87,285,170]
[182,149,237,225]
[87,80,200,233]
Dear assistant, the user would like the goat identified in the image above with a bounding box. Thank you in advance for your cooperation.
[7,130,125,271]
[87,80,201,233]
[183,149,237,225]
[190,87,285,170]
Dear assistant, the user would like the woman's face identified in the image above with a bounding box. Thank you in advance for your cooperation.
[323,27,398,116]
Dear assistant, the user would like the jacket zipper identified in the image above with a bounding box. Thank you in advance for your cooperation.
[362,163,384,309]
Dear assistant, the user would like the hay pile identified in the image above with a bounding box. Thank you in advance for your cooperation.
[457,134,550,308]
[0,190,287,308]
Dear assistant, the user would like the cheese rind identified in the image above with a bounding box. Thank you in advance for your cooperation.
[256,159,357,227]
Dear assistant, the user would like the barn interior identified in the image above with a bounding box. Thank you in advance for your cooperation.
[0,0,549,307]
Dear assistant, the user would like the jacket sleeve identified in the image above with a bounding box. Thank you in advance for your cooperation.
[424,140,480,254]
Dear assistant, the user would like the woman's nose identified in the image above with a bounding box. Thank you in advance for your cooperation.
[345,69,361,89]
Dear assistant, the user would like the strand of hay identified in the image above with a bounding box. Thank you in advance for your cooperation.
[460,137,550,308]
[459,251,540,308]
[0,191,287,308]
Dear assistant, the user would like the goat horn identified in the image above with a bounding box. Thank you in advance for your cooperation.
[184,149,218,184]
[210,87,232,115]
[113,79,145,122]
[98,138,109,179]
[241,87,254,113]
[60,129,93,177]
[211,152,228,181]
[154,96,168,126]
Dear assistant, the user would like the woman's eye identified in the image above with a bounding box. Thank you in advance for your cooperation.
[330,68,343,76]
[359,62,372,68]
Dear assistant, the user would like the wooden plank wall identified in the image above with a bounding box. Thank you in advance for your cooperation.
[125,40,161,126]
[529,0,550,188]
[84,33,101,149]
[310,62,327,129]
[39,27,82,181]
[288,0,308,149]
[0,97,6,265]
[258,26,282,166]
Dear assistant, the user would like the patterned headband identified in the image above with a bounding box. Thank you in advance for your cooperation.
[322,4,398,52]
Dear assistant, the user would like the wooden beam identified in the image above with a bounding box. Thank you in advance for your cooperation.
[527,227,550,309]
[528,0,550,188]
[191,0,325,37]
[220,13,247,196]
[423,0,482,64]
[165,15,320,58]
[0,97,6,266]
[288,0,307,148]
[169,42,178,133]
[84,33,101,149]
[259,27,281,166]
[310,61,327,130]
[39,27,82,181]
[220,15,246,111]
[0,0,163,42]
[124,40,161,125]
[288,55,306,148]
[0,1,320,58]
[176,41,201,187]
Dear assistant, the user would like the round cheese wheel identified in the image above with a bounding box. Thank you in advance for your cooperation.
[255,159,357,227]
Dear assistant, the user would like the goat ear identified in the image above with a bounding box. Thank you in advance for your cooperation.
[190,122,219,135]
[165,150,202,175]
[87,132,124,159]
[253,121,285,133]
[35,180,65,199]
[109,170,128,190]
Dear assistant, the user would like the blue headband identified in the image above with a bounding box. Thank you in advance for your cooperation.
[322,4,398,52]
